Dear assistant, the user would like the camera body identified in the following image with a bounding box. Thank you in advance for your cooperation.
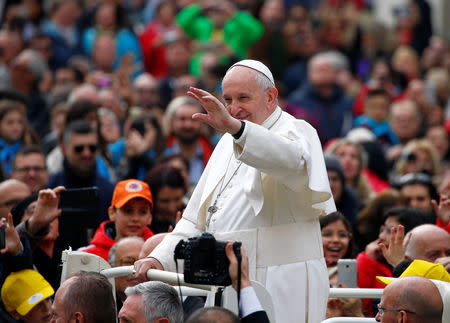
[174,233,241,286]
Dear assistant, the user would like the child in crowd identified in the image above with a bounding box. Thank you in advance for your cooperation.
[1,269,54,323]
[81,179,154,260]
[0,101,28,176]
[353,89,399,150]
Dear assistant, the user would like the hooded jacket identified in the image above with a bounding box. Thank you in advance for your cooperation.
[80,221,154,261]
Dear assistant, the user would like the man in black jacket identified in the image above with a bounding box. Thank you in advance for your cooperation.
[48,121,114,250]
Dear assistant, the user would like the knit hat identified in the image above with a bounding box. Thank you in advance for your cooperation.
[111,179,153,210]
[227,59,275,87]
[324,154,345,184]
[1,269,54,316]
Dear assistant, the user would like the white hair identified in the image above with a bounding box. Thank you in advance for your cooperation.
[15,49,48,80]
[162,96,203,136]
[125,281,184,323]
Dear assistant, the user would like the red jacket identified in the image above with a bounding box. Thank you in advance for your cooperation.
[436,218,450,234]
[80,220,154,261]
[356,251,392,316]
[166,135,213,167]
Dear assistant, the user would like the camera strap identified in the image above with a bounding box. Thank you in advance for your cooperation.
[174,258,185,312]
[237,252,242,317]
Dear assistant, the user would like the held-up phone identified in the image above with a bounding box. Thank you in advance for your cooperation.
[58,187,100,248]
[130,119,146,137]
[337,259,357,288]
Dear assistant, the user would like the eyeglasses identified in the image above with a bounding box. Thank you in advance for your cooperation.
[14,166,46,173]
[73,144,97,154]
[118,256,138,266]
[377,304,416,317]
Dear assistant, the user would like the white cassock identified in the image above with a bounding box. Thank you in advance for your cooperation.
[151,107,336,323]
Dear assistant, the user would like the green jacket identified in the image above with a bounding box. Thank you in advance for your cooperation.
[176,3,264,75]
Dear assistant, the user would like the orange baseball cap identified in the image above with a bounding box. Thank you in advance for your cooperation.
[111,179,153,210]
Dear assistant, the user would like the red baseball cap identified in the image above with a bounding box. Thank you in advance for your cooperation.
[111,179,153,210]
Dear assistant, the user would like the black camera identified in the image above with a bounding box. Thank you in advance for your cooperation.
[174,233,241,286]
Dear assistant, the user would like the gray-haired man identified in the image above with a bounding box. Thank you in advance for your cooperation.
[118,281,183,323]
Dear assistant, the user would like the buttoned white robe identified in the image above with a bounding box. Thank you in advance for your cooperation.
[150,107,336,323]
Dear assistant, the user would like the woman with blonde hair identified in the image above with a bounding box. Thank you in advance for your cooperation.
[391,45,420,81]
[394,138,442,186]
[326,138,374,206]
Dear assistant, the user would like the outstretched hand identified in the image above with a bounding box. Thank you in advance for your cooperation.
[379,225,410,267]
[435,256,450,272]
[1,213,22,255]
[187,87,241,134]
[27,186,65,235]
[432,194,450,226]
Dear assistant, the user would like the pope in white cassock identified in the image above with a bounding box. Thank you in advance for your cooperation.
[135,60,336,323]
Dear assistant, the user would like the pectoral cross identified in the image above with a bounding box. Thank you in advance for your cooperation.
[207,199,218,215]
[206,199,218,227]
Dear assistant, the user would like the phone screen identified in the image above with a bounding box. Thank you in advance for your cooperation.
[58,187,100,249]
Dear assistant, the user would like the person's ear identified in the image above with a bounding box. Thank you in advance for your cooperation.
[398,310,407,323]
[72,311,85,322]
[61,142,67,155]
[266,87,278,106]
[108,206,116,222]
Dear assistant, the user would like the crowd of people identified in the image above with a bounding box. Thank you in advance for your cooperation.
[0,0,450,322]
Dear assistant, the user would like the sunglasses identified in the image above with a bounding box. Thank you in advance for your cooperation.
[73,144,97,154]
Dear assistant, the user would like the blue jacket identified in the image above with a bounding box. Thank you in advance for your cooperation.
[42,20,83,70]
[287,82,354,144]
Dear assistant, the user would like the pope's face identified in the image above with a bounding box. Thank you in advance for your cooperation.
[222,67,275,125]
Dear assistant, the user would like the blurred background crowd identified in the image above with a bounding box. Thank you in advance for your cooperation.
[0,0,449,320]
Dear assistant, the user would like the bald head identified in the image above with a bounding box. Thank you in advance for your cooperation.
[405,224,450,263]
[69,84,100,105]
[186,307,240,323]
[109,236,144,267]
[139,233,168,259]
[380,276,442,323]
[0,179,31,219]
[134,73,158,89]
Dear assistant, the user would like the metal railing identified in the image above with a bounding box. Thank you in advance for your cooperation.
[321,318,377,323]
[61,250,385,323]
[100,265,384,299]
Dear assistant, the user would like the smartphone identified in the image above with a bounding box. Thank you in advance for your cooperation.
[58,187,100,249]
[130,118,146,137]
[337,259,357,288]
[0,227,5,250]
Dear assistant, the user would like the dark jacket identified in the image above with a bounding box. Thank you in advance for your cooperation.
[241,311,270,323]
[287,82,353,145]
[48,160,114,251]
